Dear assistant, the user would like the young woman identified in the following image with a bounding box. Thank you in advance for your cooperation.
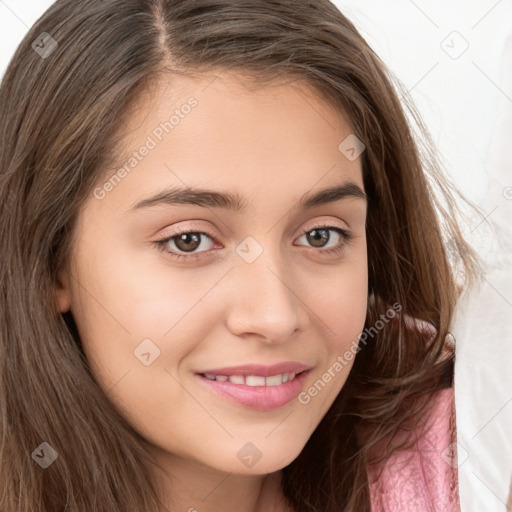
[0,1,480,511]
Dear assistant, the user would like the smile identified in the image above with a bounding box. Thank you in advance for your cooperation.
[196,369,311,410]
[201,372,299,386]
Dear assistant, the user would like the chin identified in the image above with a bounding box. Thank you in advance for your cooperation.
[212,444,304,476]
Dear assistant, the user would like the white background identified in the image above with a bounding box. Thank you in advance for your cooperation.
[1,1,511,510]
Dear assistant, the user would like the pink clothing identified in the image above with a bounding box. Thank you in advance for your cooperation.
[368,387,460,511]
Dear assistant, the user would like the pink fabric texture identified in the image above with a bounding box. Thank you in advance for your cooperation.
[368,387,460,511]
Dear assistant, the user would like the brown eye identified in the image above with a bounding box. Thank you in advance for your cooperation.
[305,228,331,248]
[174,232,202,252]
[295,225,352,255]
[155,230,216,261]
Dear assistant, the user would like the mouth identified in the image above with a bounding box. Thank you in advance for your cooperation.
[195,367,311,410]
[198,370,303,386]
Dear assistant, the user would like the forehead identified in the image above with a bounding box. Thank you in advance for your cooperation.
[113,69,357,154]
[98,70,364,214]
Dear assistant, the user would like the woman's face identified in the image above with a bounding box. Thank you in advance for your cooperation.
[56,71,368,477]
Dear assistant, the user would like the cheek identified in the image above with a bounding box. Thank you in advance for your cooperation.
[72,243,211,344]
[66,246,222,417]
[296,258,368,413]
[66,257,195,446]
[315,254,368,343]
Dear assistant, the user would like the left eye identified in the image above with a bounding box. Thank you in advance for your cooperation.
[154,225,352,261]
[295,226,352,252]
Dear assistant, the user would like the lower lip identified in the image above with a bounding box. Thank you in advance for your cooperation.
[196,370,311,410]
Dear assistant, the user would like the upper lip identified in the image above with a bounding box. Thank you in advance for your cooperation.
[197,362,312,377]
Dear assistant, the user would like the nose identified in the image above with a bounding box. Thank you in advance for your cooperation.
[224,249,310,344]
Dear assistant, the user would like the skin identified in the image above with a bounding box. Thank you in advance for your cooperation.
[55,70,368,512]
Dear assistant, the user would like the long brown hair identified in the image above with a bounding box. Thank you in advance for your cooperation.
[0,0,480,510]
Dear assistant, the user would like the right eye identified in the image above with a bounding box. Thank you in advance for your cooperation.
[154,229,218,261]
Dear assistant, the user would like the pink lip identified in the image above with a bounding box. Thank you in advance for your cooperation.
[195,363,312,410]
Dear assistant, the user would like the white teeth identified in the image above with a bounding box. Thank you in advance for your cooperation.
[265,374,283,386]
[246,375,266,386]
[202,372,300,385]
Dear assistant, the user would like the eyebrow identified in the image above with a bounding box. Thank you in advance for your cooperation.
[127,180,367,214]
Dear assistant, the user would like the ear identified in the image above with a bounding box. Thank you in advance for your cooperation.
[55,266,72,313]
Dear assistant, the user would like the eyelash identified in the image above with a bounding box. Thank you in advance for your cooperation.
[154,224,353,262]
